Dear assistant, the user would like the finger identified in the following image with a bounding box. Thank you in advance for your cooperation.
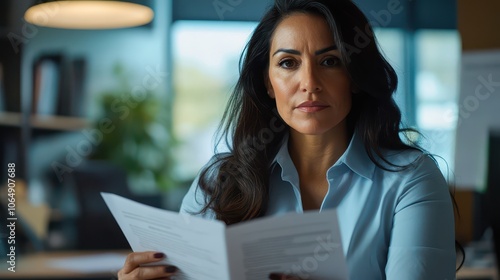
[128,265,178,280]
[122,251,166,274]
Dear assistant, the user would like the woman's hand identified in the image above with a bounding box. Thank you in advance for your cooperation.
[117,251,178,280]
[269,272,304,280]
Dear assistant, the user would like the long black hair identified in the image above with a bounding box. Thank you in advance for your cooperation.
[197,0,415,225]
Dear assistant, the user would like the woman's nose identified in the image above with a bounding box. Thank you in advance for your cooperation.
[300,64,322,93]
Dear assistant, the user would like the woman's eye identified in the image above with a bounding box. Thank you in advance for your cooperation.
[322,57,341,67]
[278,59,297,69]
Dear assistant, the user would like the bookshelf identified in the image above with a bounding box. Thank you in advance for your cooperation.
[0,47,89,178]
[0,33,90,253]
[0,111,22,127]
[31,115,89,131]
[1,11,89,249]
[0,112,88,131]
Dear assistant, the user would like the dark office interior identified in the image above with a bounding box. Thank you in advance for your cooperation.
[0,0,499,279]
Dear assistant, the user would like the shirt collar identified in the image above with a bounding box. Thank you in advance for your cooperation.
[339,130,375,181]
[270,133,298,182]
[270,130,375,181]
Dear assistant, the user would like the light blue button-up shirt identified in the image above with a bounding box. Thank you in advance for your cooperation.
[180,132,457,280]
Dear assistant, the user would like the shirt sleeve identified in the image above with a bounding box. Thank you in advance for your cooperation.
[386,155,457,280]
[179,174,216,219]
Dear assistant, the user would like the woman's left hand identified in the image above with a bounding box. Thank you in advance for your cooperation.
[269,272,304,280]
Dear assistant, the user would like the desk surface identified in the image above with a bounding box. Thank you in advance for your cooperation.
[1,250,497,280]
[0,250,131,279]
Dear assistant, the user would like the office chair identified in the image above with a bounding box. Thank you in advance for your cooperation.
[71,160,131,250]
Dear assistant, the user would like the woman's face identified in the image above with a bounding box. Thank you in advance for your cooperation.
[267,13,352,136]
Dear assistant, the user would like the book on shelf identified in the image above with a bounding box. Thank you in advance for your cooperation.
[32,56,61,116]
[32,54,87,118]
[32,54,62,116]
[67,58,87,117]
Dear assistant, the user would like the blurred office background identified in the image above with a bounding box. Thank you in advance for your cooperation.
[0,0,498,279]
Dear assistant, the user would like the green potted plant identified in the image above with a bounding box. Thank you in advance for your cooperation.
[90,64,175,193]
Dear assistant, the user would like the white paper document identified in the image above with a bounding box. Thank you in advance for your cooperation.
[101,192,348,280]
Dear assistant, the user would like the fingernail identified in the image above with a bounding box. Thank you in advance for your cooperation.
[269,273,282,280]
[153,252,165,259]
[165,266,178,273]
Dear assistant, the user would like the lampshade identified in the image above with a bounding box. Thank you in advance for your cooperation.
[24,1,154,29]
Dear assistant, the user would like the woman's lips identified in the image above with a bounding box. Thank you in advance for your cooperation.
[296,101,329,112]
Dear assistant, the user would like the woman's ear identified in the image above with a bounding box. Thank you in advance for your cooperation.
[267,88,275,99]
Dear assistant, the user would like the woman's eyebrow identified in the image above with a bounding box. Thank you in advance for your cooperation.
[272,48,300,56]
[272,45,338,57]
[315,45,337,55]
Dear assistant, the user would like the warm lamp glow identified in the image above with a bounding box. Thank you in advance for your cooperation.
[24,1,154,29]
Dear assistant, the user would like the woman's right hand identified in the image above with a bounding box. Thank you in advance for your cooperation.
[117,251,179,280]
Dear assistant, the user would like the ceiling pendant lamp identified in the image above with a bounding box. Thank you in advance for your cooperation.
[24,0,154,29]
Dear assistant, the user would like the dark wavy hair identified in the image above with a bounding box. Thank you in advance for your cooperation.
[196,0,415,225]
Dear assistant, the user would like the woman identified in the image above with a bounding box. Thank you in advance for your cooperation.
[118,0,456,279]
